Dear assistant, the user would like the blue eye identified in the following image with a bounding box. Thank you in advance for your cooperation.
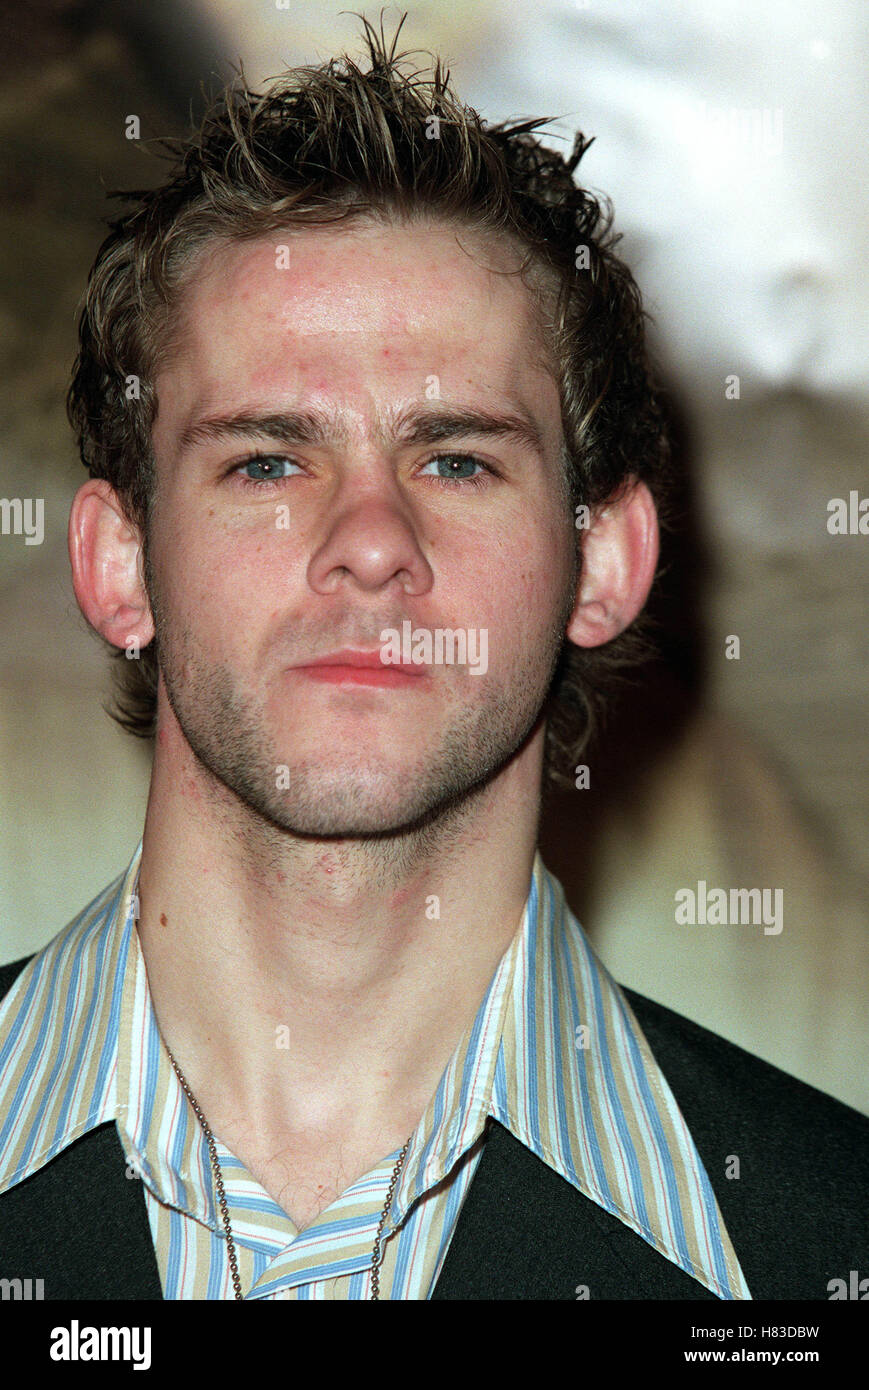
[419,453,490,487]
[235,454,298,486]
[229,450,494,491]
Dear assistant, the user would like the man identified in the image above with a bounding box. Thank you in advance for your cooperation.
[0,24,866,1301]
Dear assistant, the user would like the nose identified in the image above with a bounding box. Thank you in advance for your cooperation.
[306,472,434,599]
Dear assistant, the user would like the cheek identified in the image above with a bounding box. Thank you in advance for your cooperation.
[507,532,575,648]
[151,512,265,637]
[494,515,573,609]
[177,489,289,569]
[461,549,566,668]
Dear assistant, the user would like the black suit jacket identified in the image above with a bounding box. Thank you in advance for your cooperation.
[0,953,866,1299]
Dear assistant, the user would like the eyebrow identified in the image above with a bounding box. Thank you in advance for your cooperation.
[175,403,546,462]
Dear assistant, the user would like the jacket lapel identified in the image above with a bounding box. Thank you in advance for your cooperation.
[432,1118,717,1299]
[0,1122,163,1300]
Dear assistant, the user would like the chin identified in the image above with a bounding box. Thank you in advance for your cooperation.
[265,764,435,834]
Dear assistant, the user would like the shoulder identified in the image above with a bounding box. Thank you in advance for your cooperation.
[0,860,135,1012]
[0,954,33,1000]
[623,986,869,1296]
[623,984,869,1144]
[0,863,135,1123]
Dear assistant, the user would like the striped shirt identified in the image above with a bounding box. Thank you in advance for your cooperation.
[0,842,750,1299]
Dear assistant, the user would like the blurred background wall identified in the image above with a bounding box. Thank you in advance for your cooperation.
[1,0,867,1111]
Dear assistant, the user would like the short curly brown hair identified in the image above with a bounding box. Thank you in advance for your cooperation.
[67,15,671,793]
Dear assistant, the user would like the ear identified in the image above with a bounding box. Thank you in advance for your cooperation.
[68,479,155,651]
[566,479,659,648]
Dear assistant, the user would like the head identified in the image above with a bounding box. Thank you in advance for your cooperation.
[67,19,668,836]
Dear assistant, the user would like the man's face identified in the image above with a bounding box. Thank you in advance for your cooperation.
[147,217,576,836]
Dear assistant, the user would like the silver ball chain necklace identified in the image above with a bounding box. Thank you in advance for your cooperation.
[166,1047,411,1300]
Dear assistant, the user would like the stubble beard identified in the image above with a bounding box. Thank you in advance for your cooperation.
[147,572,576,874]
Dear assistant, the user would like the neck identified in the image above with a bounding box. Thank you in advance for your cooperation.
[136,714,543,1152]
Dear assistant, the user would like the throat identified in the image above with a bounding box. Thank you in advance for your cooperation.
[225,1130,413,1233]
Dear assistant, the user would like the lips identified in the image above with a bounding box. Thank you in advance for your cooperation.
[290,647,427,686]
[299,648,424,672]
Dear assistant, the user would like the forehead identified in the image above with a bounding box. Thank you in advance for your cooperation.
[154,217,558,434]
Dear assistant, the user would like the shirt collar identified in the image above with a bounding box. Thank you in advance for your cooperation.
[0,847,140,1189]
[0,841,748,1298]
[387,850,748,1298]
[493,853,750,1298]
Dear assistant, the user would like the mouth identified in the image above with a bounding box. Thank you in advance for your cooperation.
[289,648,429,688]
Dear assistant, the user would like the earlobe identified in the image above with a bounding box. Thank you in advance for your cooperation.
[565,479,659,649]
[68,479,155,651]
